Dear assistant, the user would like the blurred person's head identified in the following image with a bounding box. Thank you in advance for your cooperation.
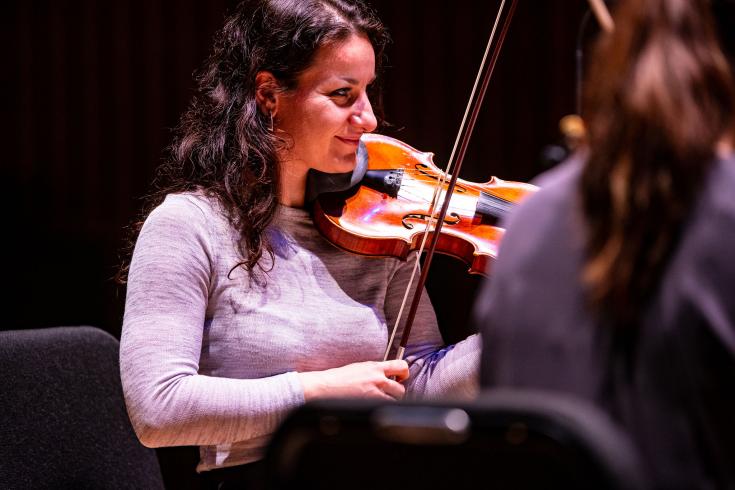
[580,0,735,325]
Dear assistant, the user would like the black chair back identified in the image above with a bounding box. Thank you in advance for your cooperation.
[0,326,164,490]
[264,388,647,490]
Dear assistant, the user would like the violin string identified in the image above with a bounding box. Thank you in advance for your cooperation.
[393,193,513,221]
[394,181,516,208]
[394,189,463,210]
[386,169,450,174]
[393,186,468,210]
[398,185,515,204]
[384,0,508,360]
[380,169,464,179]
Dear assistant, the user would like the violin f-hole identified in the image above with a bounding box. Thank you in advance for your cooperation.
[402,212,461,230]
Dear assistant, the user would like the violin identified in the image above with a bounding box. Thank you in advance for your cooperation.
[312,133,538,276]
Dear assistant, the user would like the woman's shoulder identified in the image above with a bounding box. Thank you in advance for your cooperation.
[140,192,231,245]
[148,191,223,223]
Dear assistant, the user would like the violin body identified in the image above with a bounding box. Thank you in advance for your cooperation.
[313,134,538,275]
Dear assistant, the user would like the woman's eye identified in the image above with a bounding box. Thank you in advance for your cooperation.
[330,88,351,98]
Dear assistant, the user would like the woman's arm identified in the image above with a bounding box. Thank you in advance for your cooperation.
[384,253,480,400]
[120,196,305,447]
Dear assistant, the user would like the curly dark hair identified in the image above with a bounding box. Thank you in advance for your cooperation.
[117,0,389,282]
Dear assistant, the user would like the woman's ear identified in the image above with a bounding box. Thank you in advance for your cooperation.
[255,71,280,116]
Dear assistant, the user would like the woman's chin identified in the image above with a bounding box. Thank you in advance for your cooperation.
[320,156,357,174]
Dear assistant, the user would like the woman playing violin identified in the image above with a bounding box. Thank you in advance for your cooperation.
[118,0,479,487]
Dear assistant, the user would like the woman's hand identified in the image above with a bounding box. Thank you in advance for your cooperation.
[298,360,409,401]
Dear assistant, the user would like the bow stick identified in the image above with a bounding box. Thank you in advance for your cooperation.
[588,0,615,33]
[385,0,519,362]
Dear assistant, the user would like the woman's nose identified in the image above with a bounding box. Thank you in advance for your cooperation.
[350,96,377,133]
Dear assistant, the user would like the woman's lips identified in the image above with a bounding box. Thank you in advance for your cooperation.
[336,136,361,147]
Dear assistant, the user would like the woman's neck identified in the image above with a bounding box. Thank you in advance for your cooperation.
[278,160,308,208]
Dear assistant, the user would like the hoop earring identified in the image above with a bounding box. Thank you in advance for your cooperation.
[269,111,274,132]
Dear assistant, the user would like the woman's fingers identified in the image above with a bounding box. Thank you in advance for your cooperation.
[298,360,411,401]
[378,377,406,399]
[381,359,409,382]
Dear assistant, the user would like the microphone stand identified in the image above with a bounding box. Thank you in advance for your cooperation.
[575,9,593,117]
[539,1,614,170]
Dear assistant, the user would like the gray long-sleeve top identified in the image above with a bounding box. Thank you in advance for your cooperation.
[120,192,479,471]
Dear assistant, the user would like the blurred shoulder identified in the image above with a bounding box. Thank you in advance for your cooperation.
[529,155,584,200]
[501,156,583,231]
[708,154,735,214]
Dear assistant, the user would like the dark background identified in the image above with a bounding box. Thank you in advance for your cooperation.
[5,0,592,487]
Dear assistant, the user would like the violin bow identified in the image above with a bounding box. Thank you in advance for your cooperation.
[588,0,614,33]
[385,0,519,362]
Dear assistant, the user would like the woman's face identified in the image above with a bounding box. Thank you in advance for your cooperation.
[275,33,378,175]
